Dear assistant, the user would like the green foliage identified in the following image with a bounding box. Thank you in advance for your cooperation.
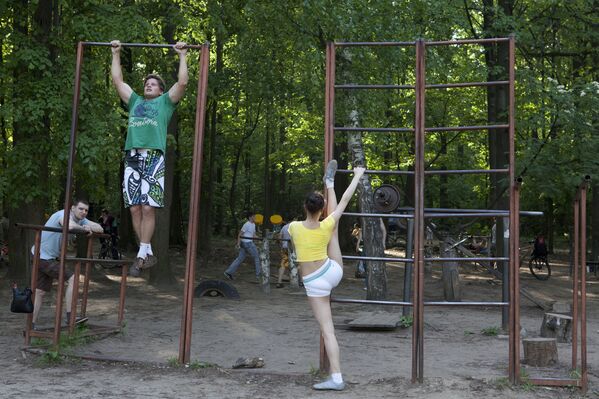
[481,326,500,336]
[167,357,181,367]
[189,360,217,369]
[399,315,413,328]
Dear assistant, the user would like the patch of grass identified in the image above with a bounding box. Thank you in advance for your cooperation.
[308,364,322,377]
[464,330,474,336]
[569,368,581,380]
[167,357,181,367]
[520,369,536,392]
[34,324,97,366]
[39,350,62,365]
[31,338,50,347]
[481,326,500,336]
[399,315,413,328]
[493,376,510,390]
[189,360,216,370]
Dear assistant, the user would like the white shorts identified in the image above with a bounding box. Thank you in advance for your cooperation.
[302,259,343,297]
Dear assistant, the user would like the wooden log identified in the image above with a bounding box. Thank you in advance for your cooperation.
[288,247,300,290]
[540,312,572,343]
[259,232,270,294]
[442,242,461,301]
[523,338,558,367]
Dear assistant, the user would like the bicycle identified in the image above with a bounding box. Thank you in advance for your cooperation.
[520,241,551,280]
[99,233,121,261]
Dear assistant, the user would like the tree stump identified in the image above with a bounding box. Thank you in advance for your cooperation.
[442,242,461,301]
[540,312,572,343]
[260,233,270,294]
[522,338,558,366]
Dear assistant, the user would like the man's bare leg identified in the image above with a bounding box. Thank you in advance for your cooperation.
[32,289,45,325]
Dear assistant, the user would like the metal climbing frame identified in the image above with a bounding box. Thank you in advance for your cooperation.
[527,176,589,393]
[22,42,209,358]
[323,37,520,383]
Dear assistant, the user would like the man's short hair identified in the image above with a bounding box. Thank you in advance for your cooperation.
[144,74,166,92]
[245,211,255,219]
[73,198,89,207]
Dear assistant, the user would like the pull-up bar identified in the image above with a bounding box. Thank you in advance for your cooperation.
[81,41,205,49]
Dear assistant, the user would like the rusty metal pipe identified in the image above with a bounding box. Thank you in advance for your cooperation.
[580,182,588,393]
[334,127,415,132]
[572,198,579,369]
[52,41,85,347]
[25,231,42,345]
[82,41,205,49]
[178,43,210,365]
[426,124,509,132]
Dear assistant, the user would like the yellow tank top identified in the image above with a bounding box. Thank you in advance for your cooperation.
[288,215,336,262]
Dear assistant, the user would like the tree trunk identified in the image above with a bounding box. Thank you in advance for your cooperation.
[148,21,178,286]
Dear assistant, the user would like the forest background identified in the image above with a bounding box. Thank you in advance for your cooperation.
[1,0,598,286]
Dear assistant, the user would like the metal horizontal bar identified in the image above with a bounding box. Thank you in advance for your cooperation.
[427,37,510,46]
[426,124,509,132]
[332,297,413,306]
[424,301,508,306]
[425,257,509,262]
[397,207,543,216]
[424,168,509,175]
[334,41,416,47]
[82,41,204,49]
[333,127,414,132]
[343,255,413,263]
[528,378,580,387]
[338,169,414,176]
[331,298,508,307]
[426,81,509,89]
[334,81,509,90]
[15,223,109,237]
[424,212,511,218]
[64,257,127,265]
[335,84,415,90]
[343,212,414,218]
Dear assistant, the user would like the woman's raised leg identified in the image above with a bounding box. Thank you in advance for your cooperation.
[324,160,343,267]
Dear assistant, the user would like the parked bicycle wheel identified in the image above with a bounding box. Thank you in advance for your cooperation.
[529,256,551,280]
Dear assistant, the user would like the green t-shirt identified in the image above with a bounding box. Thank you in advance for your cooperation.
[125,91,176,154]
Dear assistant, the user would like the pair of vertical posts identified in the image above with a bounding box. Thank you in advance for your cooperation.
[528,176,589,392]
[323,37,519,383]
[52,42,209,360]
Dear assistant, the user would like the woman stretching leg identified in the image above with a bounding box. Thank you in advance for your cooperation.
[288,160,365,391]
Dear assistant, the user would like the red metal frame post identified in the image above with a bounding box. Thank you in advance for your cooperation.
[25,231,42,345]
[572,197,579,370]
[53,41,85,346]
[178,43,210,364]
[412,39,426,383]
[579,182,588,393]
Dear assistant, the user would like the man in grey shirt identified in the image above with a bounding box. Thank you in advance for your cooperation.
[31,199,102,328]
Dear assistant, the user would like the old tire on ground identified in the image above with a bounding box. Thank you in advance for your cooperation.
[194,280,240,299]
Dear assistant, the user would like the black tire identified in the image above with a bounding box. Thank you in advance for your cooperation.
[194,280,240,299]
[529,256,551,280]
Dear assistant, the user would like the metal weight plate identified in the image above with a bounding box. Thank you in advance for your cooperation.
[373,184,401,213]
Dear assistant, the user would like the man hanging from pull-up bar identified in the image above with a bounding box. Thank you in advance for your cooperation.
[110,40,188,277]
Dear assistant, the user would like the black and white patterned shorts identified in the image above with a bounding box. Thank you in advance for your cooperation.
[122,149,165,208]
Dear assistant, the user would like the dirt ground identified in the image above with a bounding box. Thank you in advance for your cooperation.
[1,238,597,398]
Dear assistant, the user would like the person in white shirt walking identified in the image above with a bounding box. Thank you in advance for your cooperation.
[224,211,261,280]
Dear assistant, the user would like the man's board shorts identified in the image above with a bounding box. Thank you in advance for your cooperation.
[35,259,74,292]
[123,149,165,208]
[302,258,343,297]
